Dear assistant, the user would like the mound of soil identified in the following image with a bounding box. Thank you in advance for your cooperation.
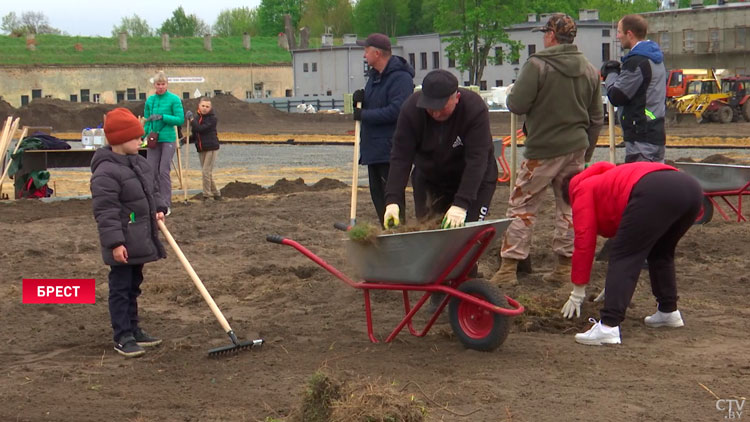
[216,177,346,199]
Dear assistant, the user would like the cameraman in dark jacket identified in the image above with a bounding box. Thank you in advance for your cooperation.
[354,33,415,224]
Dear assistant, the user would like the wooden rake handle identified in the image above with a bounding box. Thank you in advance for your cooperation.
[157,220,233,334]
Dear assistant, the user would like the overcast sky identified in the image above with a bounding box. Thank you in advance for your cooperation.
[4,1,263,37]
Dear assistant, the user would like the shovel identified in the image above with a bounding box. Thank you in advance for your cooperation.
[157,220,263,356]
[349,101,362,228]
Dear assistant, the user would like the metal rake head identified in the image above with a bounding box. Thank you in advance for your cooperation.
[208,338,264,357]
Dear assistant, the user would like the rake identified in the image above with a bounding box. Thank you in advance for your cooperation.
[157,220,263,357]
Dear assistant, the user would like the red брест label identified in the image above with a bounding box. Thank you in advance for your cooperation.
[22,279,96,304]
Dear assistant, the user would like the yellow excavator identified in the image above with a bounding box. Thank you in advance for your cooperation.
[671,69,735,124]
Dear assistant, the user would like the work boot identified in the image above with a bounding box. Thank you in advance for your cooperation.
[542,255,572,284]
[490,258,519,286]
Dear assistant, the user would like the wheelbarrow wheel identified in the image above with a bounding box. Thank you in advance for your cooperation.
[694,196,713,225]
[448,279,510,352]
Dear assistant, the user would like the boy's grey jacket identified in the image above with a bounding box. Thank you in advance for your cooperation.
[91,147,167,266]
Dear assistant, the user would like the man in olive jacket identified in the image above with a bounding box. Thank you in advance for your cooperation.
[491,13,603,286]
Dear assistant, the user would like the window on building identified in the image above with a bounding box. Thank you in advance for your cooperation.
[480,80,487,90]
[32,89,42,99]
[709,28,720,53]
[181,92,188,99]
[602,43,610,61]
[512,79,516,84]
[602,29,610,37]
[303,63,309,72]
[285,89,293,97]
[127,88,136,101]
[495,47,503,65]
[21,95,29,106]
[737,26,747,50]
[214,90,222,96]
[70,94,78,102]
[80,89,90,102]
[683,29,695,52]
[464,81,470,86]
[511,46,520,64]
[528,44,536,56]
[93,93,101,103]
[116,91,125,102]
[312,62,318,72]
[660,31,670,53]
[139,93,146,100]
[265,90,272,98]
[409,53,416,69]
[432,51,440,69]
[496,80,503,87]
[326,90,332,96]
[420,52,427,70]
[246,91,253,99]
[448,56,455,68]
[254,83,263,99]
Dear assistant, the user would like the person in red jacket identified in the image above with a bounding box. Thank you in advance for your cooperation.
[560,161,702,345]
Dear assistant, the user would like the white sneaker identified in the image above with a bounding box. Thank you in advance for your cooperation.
[165,207,172,217]
[575,318,621,346]
[644,310,684,328]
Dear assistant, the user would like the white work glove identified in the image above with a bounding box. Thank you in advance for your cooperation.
[593,287,605,302]
[561,285,586,319]
[441,205,467,229]
[383,204,400,229]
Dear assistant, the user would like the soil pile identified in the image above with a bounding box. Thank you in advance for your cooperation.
[218,177,347,198]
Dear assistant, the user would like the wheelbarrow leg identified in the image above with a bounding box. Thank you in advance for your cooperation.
[363,290,379,343]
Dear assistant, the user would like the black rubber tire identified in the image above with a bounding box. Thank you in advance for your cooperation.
[694,196,713,225]
[448,279,511,352]
[718,105,733,124]
[743,101,750,122]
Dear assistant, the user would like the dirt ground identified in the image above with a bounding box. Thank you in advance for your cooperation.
[1,175,749,421]
[1,98,749,420]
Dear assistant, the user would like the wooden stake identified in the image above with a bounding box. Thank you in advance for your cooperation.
[0,126,28,198]
[173,126,184,190]
[183,120,190,202]
[608,102,616,164]
[349,102,361,227]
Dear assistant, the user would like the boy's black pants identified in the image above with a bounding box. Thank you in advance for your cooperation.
[108,264,144,342]
[600,171,702,327]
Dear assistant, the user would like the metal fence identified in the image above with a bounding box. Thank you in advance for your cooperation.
[245,96,346,113]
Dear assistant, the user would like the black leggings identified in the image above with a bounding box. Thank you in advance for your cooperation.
[600,170,702,327]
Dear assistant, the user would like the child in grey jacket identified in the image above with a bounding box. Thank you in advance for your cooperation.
[91,108,167,358]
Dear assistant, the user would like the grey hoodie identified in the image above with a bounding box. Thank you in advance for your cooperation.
[507,43,603,160]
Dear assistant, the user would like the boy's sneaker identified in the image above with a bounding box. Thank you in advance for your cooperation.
[114,335,145,358]
[575,318,621,346]
[644,310,684,328]
[165,207,172,216]
[133,328,163,347]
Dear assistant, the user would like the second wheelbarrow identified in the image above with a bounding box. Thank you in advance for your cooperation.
[266,218,524,352]
[674,161,750,223]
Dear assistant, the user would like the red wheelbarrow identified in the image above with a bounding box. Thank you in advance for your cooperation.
[266,219,524,352]
[674,161,750,223]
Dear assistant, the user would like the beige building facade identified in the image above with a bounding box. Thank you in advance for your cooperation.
[0,64,293,108]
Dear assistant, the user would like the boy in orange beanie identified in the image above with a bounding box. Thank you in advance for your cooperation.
[90,107,168,357]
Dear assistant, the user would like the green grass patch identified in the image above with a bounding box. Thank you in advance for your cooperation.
[0,34,292,65]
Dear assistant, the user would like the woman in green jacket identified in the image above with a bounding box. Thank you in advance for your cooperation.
[144,71,184,213]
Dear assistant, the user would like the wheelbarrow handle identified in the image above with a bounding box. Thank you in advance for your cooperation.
[266,234,286,244]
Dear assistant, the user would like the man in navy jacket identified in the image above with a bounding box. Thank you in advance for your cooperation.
[354,33,415,224]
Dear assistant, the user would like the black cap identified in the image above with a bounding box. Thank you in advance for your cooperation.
[417,70,459,109]
[356,33,391,51]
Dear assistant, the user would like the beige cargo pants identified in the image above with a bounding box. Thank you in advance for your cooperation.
[500,150,585,260]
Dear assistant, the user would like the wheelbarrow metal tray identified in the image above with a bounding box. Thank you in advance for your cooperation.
[346,218,512,285]
[675,162,750,192]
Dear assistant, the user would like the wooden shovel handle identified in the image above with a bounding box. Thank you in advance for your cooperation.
[350,102,361,226]
[157,220,233,334]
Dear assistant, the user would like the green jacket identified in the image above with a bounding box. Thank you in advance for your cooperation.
[507,44,603,160]
[143,91,184,143]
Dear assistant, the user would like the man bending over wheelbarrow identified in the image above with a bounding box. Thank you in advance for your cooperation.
[382,69,497,230]
[559,161,702,345]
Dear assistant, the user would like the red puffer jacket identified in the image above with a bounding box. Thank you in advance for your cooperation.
[568,161,675,285]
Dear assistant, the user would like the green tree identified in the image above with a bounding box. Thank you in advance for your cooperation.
[213,7,259,37]
[298,0,353,37]
[582,0,660,21]
[435,0,524,85]
[1,11,62,35]
[111,14,152,37]
[159,7,210,37]
[352,0,410,37]
[257,0,303,36]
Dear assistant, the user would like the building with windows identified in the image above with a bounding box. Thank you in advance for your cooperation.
[291,10,617,96]
[644,1,750,74]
